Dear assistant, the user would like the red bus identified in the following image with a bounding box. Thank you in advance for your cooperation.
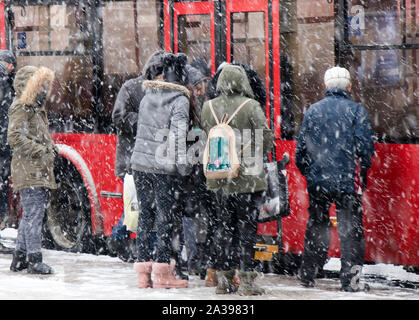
[1,0,418,273]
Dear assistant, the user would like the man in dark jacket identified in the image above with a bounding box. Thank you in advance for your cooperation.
[295,66,375,292]
[0,50,16,254]
[109,51,167,261]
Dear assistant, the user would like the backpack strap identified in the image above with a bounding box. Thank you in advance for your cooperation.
[226,98,252,125]
[208,100,220,125]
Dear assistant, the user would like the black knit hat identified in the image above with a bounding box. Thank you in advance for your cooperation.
[0,50,16,67]
[163,53,188,85]
[142,50,167,80]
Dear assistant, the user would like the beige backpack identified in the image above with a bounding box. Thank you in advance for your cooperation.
[203,99,251,180]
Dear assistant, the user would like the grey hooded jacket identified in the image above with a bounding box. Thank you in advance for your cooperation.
[130,80,191,176]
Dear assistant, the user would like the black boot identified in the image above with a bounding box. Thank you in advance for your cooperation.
[27,252,53,275]
[10,250,28,272]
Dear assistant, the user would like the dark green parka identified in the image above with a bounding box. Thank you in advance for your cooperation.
[7,66,58,192]
[201,64,274,195]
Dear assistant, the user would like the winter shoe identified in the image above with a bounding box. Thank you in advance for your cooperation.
[27,252,53,275]
[215,270,238,294]
[237,271,265,295]
[297,268,316,287]
[0,242,13,254]
[341,283,370,292]
[152,262,188,289]
[10,250,28,272]
[173,259,189,280]
[134,261,153,288]
[205,268,217,287]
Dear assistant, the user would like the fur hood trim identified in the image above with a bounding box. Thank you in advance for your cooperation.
[15,66,55,106]
[142,80,190,99]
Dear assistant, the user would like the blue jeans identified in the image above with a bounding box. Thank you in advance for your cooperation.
[16,187,49,254]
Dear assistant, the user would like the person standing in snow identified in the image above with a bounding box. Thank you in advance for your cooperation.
[8,66,58,274]
[131,52,190,289]
[0,50,16,254]
[201,64,274,295]
[179,64,217,280]
[109,50,167,262]
[295,66,375,292]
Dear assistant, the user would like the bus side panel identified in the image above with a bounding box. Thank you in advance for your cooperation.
[364,143,419,266]
[275,140,307,255]
[277,141,419,267]
[52,133,123,237]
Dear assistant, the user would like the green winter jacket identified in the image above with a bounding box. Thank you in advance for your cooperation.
[201,64,274,195]
[7,66,58,192]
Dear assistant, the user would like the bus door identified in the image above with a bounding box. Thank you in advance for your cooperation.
[171,1,216,75]
[225,0,280,150]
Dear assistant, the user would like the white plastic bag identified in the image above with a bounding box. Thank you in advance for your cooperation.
[122,173,140,232]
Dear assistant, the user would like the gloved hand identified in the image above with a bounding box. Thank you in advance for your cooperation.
[361,168,368,191]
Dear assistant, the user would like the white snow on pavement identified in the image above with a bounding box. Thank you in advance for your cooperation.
[1,228,419,300]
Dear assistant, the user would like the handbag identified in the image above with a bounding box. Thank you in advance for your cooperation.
[258,153,291,223]
[122,173,140,232]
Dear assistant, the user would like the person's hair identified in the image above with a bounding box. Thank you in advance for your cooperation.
[324,66,351,90]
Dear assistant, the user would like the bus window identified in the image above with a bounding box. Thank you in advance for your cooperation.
[231,11,266,82]
[279,0,335,139]
[11,3,96,133]
[348,0,419,142]
[101,0,162,121]
[177,14,212,67]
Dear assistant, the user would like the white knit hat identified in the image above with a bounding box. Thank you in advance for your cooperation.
[324,66,351,90]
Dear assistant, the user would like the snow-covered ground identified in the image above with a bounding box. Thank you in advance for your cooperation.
[1,228,419,300]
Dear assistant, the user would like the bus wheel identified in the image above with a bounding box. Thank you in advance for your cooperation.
[42,157,95,254]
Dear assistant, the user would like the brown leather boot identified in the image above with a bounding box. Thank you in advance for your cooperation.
[205,268,217,287]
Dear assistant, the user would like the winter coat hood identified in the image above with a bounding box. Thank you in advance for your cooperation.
[142,50,167,80]
[216,64,254,99]
[13,66,54,106]
[0,50,16,68]
[142,80,190,99]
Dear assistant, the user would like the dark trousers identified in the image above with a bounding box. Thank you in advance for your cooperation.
[300,190,365,287]
[214,191,263,271]
[133,171,176,264]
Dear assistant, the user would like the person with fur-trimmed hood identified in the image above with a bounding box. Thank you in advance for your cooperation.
[109,50,167,262]
[131,52,190,289]
[8,66,58,275]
